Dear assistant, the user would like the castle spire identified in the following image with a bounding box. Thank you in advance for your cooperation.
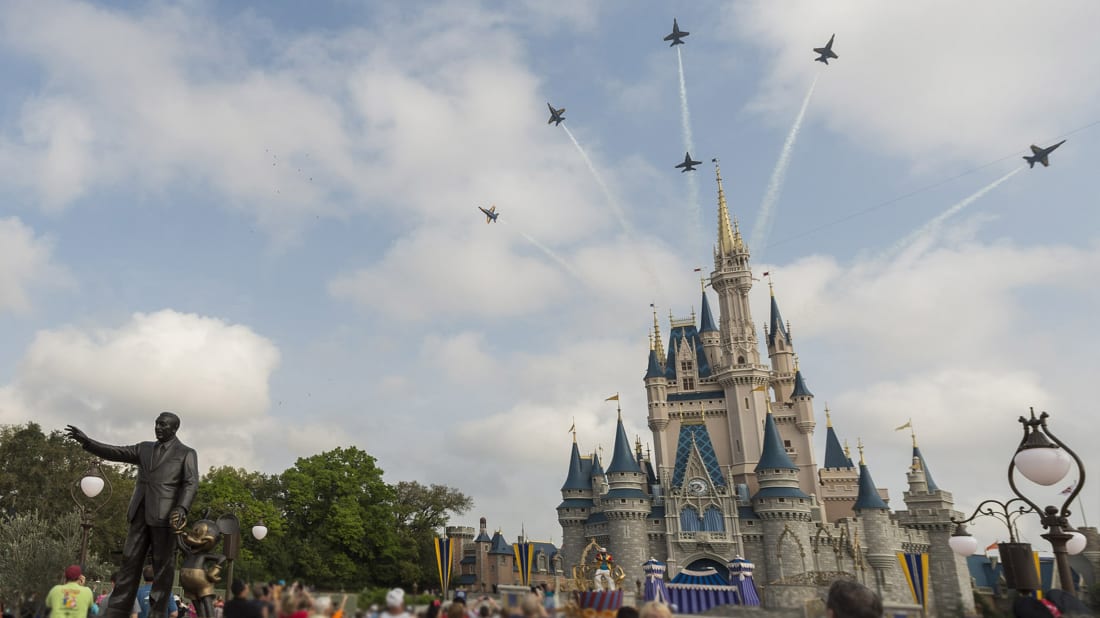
[699,288,718,333]
[607,408,641,473]
[911,428,940,492]
[651,305,664,367]
[823,405,850,469]
[854,443,889,511]
[755,411,798,472]
[714,159,741,256]
[560,439,589,491]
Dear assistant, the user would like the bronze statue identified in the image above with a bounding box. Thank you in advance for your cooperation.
[66,412,199,618]
[176,519,226,618]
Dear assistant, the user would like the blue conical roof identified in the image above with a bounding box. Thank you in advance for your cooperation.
[767,291,791,348]
[754,412,798,471]
[645,348,664,379]
[561,441,590,491]
[791,369,813,398]
[700,291,718,333]
[607,413,642,474]
[913,446,940,492]
[854,463,889,510]
[823,425,850,469]
[488,530,512,554]
[591,451,604,476]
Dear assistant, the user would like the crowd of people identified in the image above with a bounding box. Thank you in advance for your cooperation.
[13,564,937,618]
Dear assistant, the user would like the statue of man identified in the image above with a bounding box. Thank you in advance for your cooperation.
[66,412,198,618]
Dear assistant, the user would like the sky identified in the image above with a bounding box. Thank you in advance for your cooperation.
[1,1,1098,552]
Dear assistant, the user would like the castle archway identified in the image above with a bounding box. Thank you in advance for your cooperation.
[683,557,729,580]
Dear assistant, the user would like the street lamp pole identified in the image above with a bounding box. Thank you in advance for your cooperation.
[1008,409,1086,596]
[71,461,113,567]
[948,408,1087,597]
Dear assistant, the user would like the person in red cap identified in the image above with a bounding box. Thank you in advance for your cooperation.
[46,565,95,618]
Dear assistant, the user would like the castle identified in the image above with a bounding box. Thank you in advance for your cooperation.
[556,163,976,616]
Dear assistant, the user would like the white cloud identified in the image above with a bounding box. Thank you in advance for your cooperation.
[729,2,1100,167]
[0,217,70,313]
[0,309,281,470]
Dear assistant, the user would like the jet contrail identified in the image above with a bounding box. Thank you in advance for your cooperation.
[750,72,820,261]
[561,124,662,294]
[890,166,1024,258]
[517,230,584,281]
[677,46,703,251]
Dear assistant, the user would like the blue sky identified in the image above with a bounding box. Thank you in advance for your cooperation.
[1,1,1098,549]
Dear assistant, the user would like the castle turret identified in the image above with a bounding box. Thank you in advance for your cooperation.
[753,411,812,583]
[699,286,721,369]
[603,405,651,586]
[765,282,796,399]
[488,529,515,585]
[853,444,900,600]
[897,429,975,616]
[818,407,859,522]
[558,434,594,571]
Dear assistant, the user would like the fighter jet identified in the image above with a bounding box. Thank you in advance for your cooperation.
[1023,140,1066,168]
[664,19,689,46]
[478,205,499,223]
[675,152,702,172]
[547,103,565,126]
[813,34,838,64]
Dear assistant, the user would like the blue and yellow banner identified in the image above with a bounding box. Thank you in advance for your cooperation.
[896,552,929,607]
[435,537,455,595]
[513,542,535,586]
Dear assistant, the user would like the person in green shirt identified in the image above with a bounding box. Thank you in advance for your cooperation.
[46,566,95,618]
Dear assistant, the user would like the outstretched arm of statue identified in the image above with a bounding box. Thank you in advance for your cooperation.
[65,425,140,464]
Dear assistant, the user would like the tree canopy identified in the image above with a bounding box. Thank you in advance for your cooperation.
[0,423,472,597]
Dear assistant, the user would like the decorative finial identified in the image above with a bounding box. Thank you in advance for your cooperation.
[843,439,851,459]
[911,422,917,449]
[699,401,706,421]
[699,271,707,293]
[794,354,800,372]
[769,278,775,296]
[651,304,664,359]
[857,438,865,465]
[825,404,832,428]
[648,332,654,352]
[571,416,577,443]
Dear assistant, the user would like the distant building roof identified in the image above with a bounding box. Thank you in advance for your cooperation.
[488,531,512,555]
[604,488,650,500]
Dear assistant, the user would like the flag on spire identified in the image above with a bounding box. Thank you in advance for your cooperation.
[605,393,620,401]
[895,420,912,431]
[567,420,576,434]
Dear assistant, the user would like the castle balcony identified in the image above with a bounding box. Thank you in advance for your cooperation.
[676,531,732,543]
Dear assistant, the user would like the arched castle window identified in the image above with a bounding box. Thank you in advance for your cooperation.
[680,506,701,532]
[702,506,725,532]
[537,552,548,573]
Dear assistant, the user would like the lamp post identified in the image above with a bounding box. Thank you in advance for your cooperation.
[223,515,268,590]
[71,461,113,567]
[949,408,1086,597]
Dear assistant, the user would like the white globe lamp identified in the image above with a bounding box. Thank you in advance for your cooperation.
[949,525,979,556]
[252,522,269,541]
[80,475,105,498]
[1066,531,1087,556]
[1013,447,1072,486]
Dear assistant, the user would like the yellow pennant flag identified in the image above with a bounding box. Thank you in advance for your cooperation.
[752,385,768,392]
[605,393,620,401]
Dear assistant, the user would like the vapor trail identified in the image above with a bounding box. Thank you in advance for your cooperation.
[750,73,820,260]
[890,166,1024,258]
[677,46,703,250]
[517,230,584,281]
[561,125,662,294]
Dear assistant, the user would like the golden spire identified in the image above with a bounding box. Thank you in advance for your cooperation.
[714,158,739,256]
[825,404,832,428]
[652,305,664,359]
[911,424,918,449]
[769,278,775,297]
[648,332,654,352]
[571,416,577,443]
[857,438,865,465]
[699,271,707,293]
[843,439,852,460]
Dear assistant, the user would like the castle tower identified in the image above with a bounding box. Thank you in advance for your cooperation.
[557,431,594,571]
[699,286,721,369]
[708,160,773,492]
[765,282,795,400]
[488,529,515,586]
[818,407,859,522]
[446,524,475,580]
[853,445,903,601]
[897,430,976,616]
[752,411,813,584]
[603,405,651,586]
[474,517,493,587]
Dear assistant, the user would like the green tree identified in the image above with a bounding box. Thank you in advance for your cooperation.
[0,511,110,616]
[190,466,287,582]
[280,447,399,589]
[0,423,136,566]
[391,482,473,589]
